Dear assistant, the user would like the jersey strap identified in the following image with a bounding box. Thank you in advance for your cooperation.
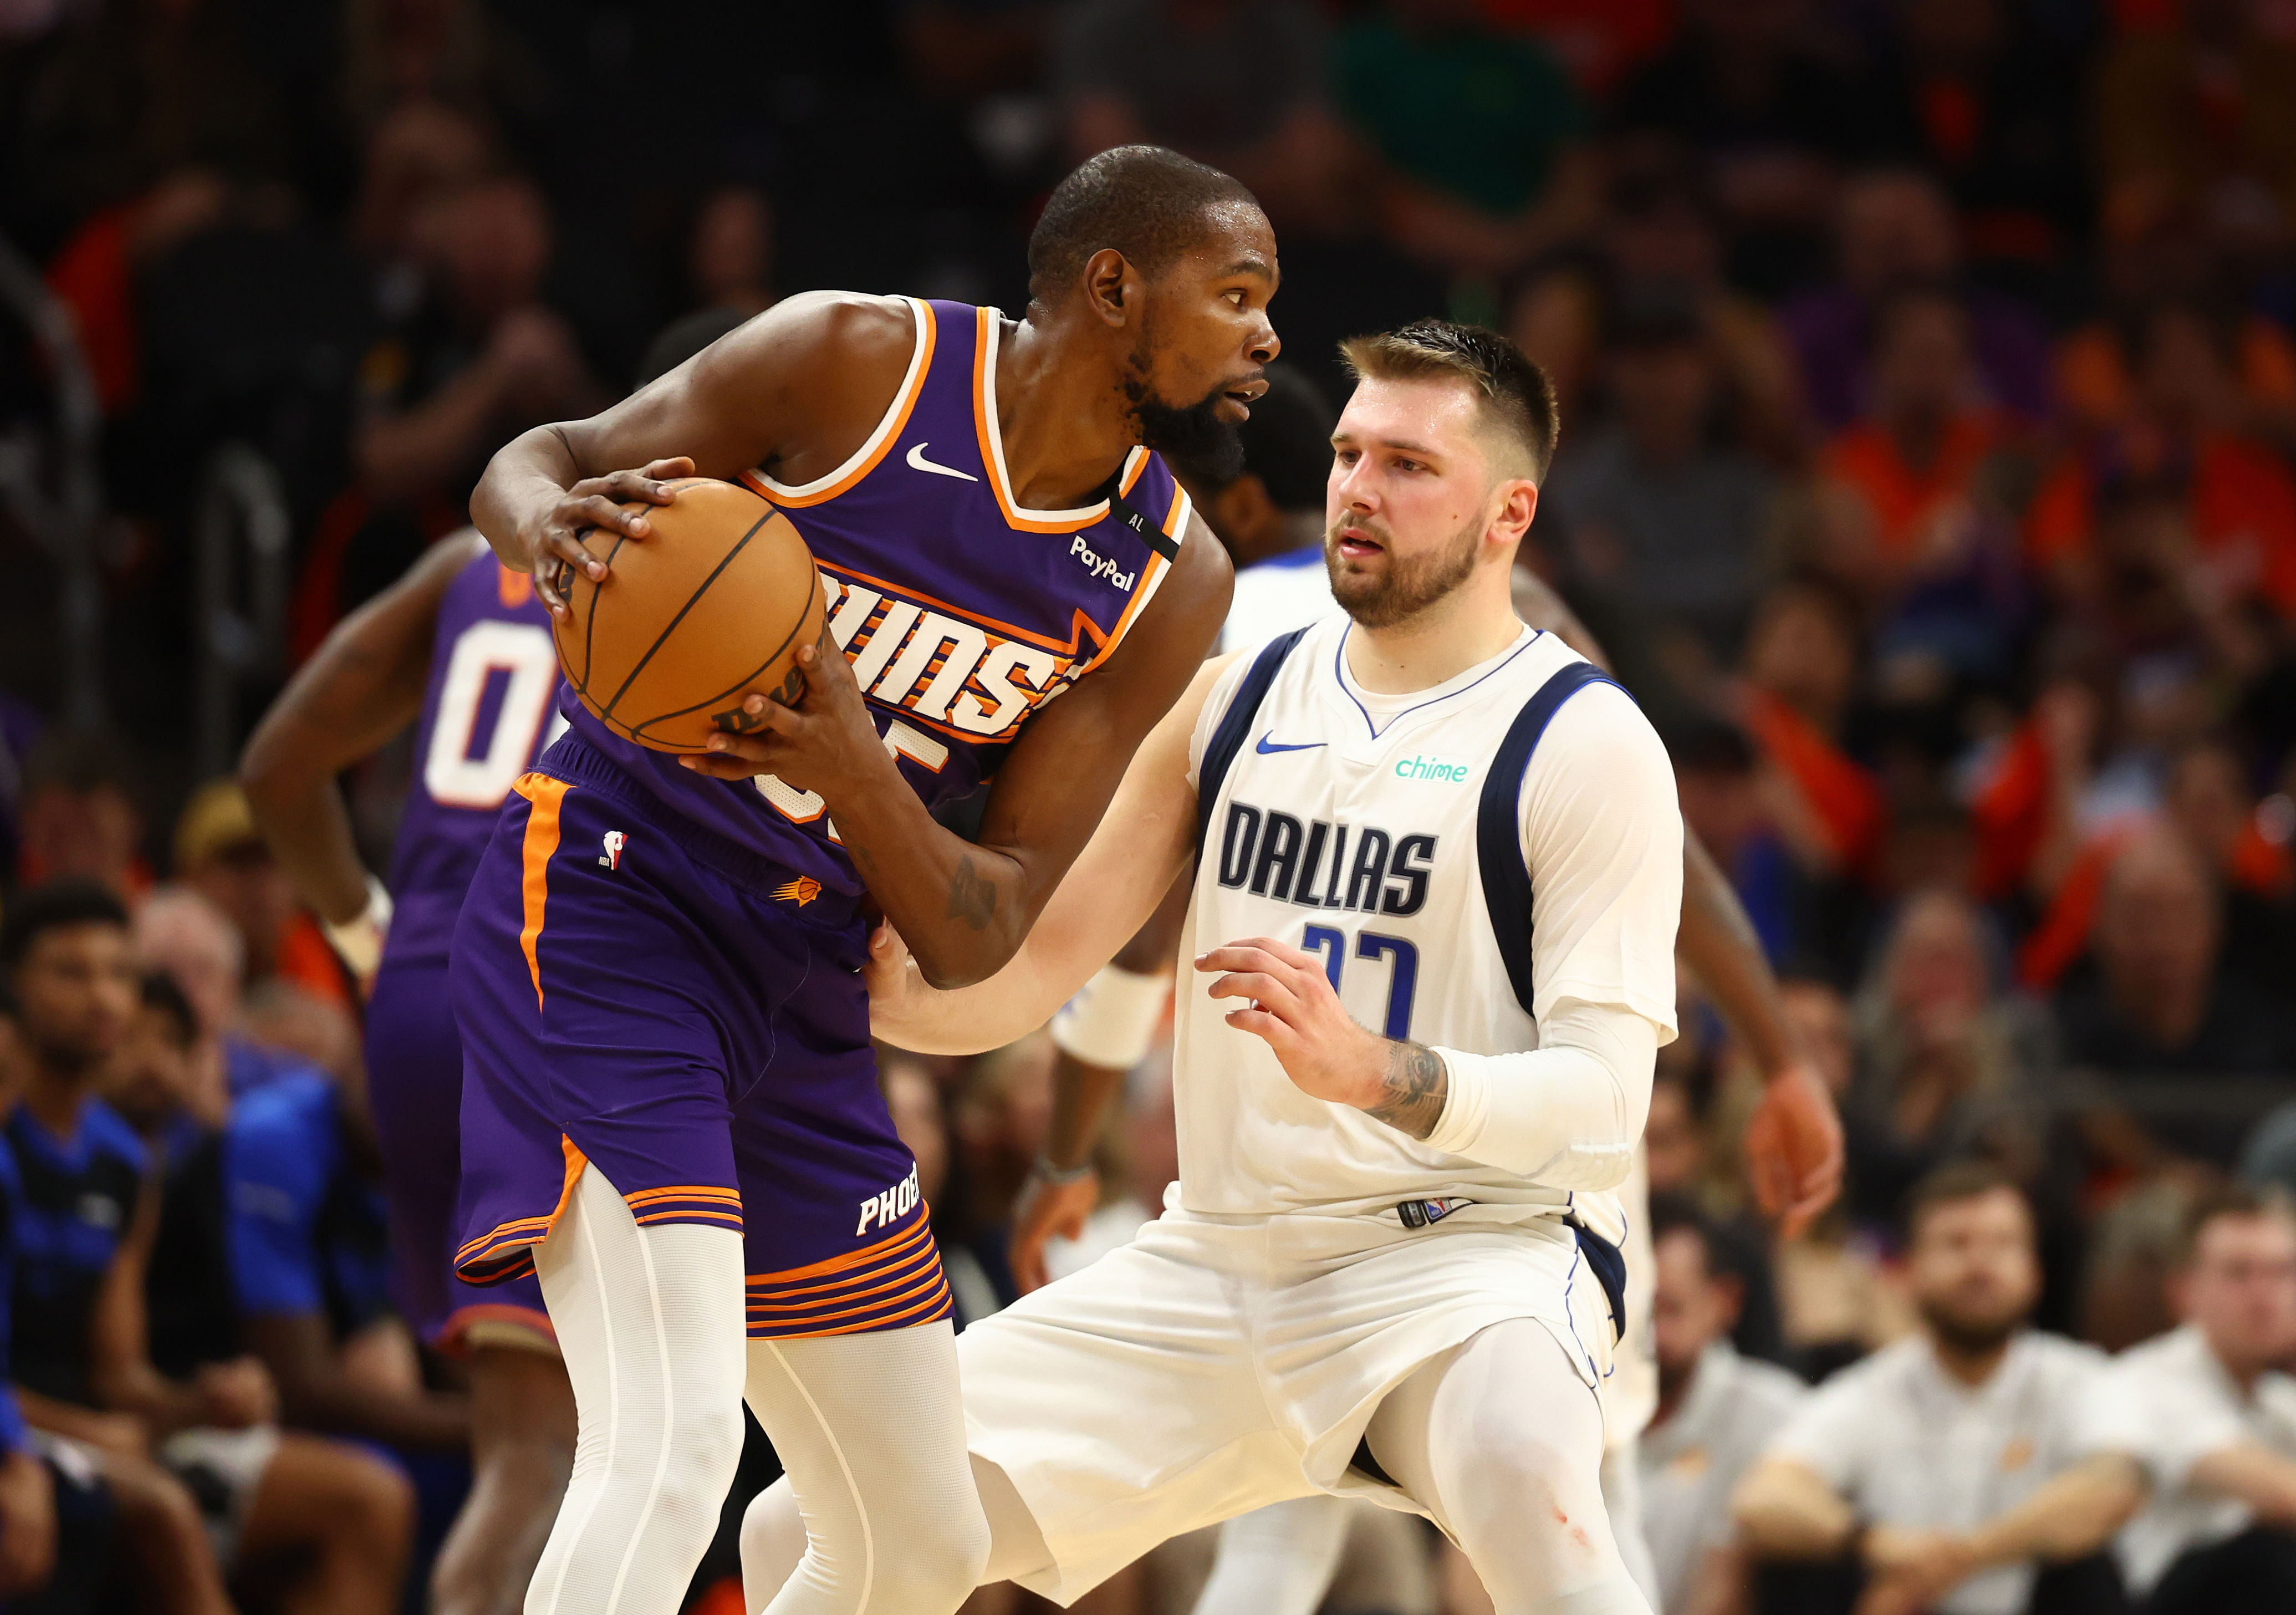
[1473,660,1626,1018]
[1193,626,1310,855]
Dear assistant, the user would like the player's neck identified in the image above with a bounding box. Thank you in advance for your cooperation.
[992,312,1139,511]
[1345,574,1524,695]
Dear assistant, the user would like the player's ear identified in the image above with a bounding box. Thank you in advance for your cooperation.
[1083,248,1136,327]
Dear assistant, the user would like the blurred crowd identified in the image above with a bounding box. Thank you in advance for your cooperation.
[5,0,2296,1613]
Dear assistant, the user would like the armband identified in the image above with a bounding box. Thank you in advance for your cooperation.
[1048,964,1171,1070]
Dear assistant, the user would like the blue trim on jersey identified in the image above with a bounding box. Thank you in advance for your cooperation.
[1572,1220,1628,1347]
[1472,660,1625,1020]
[1331,627,1547,740]
[1195,629,1310,855]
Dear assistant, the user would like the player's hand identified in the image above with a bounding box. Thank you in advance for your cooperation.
[194,1357,278,1430]
[0,1448,56,1598]
[524,456,693,617]
[861,919,931,1035]
[1196,938,1388,1111]
[1744,1061,1844,1239]
[1008,1165,1100,1294]
[681,629,885,797]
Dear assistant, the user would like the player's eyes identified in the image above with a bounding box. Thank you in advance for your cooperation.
[1224,289,1246,306]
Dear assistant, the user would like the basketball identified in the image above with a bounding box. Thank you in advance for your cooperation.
[550,477,825,753]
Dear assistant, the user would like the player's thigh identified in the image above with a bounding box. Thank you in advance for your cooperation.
[956,1229,1313,1603]
[1364,1319,1615,1589]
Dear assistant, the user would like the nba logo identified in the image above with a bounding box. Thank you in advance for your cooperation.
[599,831,627,870]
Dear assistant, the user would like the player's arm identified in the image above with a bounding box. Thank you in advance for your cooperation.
[866,651,1238,1048]
[2187,1441,2296,1526]
[241,532,482,947]
[1513,568,1841,1229]
[469,293,917,615]
[705,518,1232,988]
[1199,685,1678,1180]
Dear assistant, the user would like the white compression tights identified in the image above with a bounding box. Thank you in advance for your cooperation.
[526,1165,748,1615]
[739,1325,990,1615]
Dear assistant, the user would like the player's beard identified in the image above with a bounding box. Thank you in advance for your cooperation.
[1123,332,1246,486]
[1326,511,1481,629]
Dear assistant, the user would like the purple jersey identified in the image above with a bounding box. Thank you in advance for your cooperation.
[558,298,1193,898]
[385,546,562,967]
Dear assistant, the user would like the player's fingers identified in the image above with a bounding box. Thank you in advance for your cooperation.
[1222,1005,1292,1046]
[562,490,655,542]
[635,456,695,486]
[1232,935,1322,974]
[1192,944,1295,984]
[1202,970,1303,1021]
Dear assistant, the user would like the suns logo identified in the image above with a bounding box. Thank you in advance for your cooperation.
[771,876,821,906]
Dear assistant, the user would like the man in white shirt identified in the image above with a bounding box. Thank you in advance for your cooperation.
[2109,1186,2296,1614]
[1637,1194,1807,1615]
[1734,1162,2146,1615]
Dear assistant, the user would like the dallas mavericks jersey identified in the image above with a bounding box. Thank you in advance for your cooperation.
[1176,615,1683,1245]
[559,298,1192,897]
[386,543,563,967]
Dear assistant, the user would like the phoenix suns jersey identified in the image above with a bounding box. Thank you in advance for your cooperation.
[558,297,1193,898]
[1176,615,1683,1245]
[386,542,564,967]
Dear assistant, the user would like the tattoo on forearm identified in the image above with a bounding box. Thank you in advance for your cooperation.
[946,855,998,931]
[1368,1041,1447,1140]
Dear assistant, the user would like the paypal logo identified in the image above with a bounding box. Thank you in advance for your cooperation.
[1069,535,1135,590]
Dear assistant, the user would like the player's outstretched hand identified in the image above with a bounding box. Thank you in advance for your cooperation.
[861,918,928,1034]
[1196,937,1388,1110]
[1008,1167,1100,1295]
[1744,1061,1844,1239]
[681,629,884,794]
[526,456,693,616]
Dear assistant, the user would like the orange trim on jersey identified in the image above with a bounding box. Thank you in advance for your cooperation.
[746,1213,933,1286]
[1118,445,1150,497]
[749,1253,942,1310]
[511,774,570,1012]
[972,306,1114,534]
[1076,551,1167,676]
[823,561,1111,661]
[746,303,938,507]
[748,1270,948,1326]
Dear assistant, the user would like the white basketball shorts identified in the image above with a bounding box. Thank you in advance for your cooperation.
[956,1200,1620,1604]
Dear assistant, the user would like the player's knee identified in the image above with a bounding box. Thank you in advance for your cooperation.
[869,1497,990,1613]
[737,1480,805,1605]
[645,1398,745,1535]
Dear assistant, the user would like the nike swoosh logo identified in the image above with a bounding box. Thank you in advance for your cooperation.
[1254,732,1324,755]
[906,442,978,482]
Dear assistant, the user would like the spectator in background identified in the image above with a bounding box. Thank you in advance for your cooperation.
[1,882,409,1615]
[1054,0,1352,235]
[1863,0,2090,279]
[1540,288,1783,698]
[1813,284,2021,616]
[1734,1163,2146,1615]
[171,782,354,1020]
[1736,574,1886,885]
[1608,0,1887,296]
[688,183,775,319]
[1329,0,1596,280]
[13,732,147,899]
[1637,1193,1807,1615]
[2028,303,2296,626]
[1781,167,2053,435]
[1845,888,2052,1231]
[2110,1187,2296,1614]
[2053,826,2293,1169]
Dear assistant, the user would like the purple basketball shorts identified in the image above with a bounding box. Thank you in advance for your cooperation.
[366,952,553,1352]
[450,743,952,1339]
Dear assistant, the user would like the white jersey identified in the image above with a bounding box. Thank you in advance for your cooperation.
[1176,613,1682,1244]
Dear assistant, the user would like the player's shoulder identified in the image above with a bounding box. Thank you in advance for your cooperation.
[741,290,919,365]
[1517,646,1670,782]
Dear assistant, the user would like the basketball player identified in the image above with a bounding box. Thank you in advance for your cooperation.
[241,531,574,1615]
[456,146,1268,1614]
[757,320,1684,1615]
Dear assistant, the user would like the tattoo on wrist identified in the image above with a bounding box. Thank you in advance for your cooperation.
[1368,1041,1447,1139]
[946,855,998,931]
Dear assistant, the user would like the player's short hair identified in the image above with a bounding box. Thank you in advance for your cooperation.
[1162,363,1335,510]
[1,879,130,971]
[1027,146,1261,306]
[1338,320,1560,483]
[2178,1183,2296,1266]
[1904,1159,2029,1245]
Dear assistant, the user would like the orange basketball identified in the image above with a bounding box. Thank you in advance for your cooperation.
[550,478,825,753]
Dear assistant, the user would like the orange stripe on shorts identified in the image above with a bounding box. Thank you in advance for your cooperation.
[512,773,572,1012]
